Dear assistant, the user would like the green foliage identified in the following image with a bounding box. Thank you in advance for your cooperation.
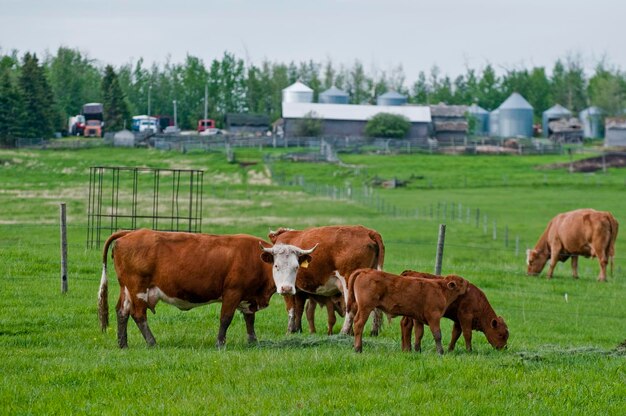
[17,53,60,138]
[101,65,130,131]
[46,47,102,125]
[295,111,322,137]
[0,66,24,145]
[365,112,411,138]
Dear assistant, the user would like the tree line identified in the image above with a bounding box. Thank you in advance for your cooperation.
[1,47,625,144]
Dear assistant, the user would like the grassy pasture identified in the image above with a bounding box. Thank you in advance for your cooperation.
[0,146,625,414]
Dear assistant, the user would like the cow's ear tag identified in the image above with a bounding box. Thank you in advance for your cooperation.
[301,260,309,269]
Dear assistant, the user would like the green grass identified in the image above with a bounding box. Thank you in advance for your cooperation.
[0,146,625,414]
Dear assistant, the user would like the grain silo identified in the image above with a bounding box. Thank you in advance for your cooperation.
[542,104,571,137]
[467,104,490,136]
[377,91,407,106]
[498,92,534,138]
[489,109,500,137]
[282,81,314,103]
[579,106,604,138]
[319,86,349,104]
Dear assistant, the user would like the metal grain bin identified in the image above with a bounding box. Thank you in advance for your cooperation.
[542,104,571,137]
[319,85,349,104]
[467,104,489,136]
[489,109,500,137]
[377,91,407,106]
[282,81,314,103]
[579,106,604,138]
[498,92,534,138]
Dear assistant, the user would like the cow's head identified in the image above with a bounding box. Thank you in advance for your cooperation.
[526,249,548,275]
[444,275,469,297]
[484,316,509,350]
[260,243,317,295]
[267,228,293,244]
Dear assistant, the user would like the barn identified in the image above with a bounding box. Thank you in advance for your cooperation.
[281,101,431,139]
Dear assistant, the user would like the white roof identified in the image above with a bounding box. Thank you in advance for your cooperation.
[282,81,313,93]
[282,102,431,122]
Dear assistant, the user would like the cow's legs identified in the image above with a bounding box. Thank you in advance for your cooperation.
[428,318,444,355]
[130,299,156,347]
[449,321,463,352]
[324,298,337,335]
[400,316,413,352]
[243,312,257,344]
[413,321,424,352]
[305,299,317,333]
[546,243,562,278]
[370,308,383,336]
[571,256,579,279]
[460,321,474,352]
[116,297,130,349]
[597,250,609,282]
[217,296,239,348]
[353,306,372,353]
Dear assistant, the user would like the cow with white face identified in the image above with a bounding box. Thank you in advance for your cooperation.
[260,243,318,295]
[98,229,317,348]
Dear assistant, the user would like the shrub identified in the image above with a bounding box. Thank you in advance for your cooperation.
[365,112,411,138]
[295,111,322,137]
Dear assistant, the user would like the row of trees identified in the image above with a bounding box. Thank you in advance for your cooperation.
[1,47,626,144]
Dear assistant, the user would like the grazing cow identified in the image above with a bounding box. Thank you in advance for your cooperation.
[399,270,508,352]
[347,268,468,353]
[526,209,619,281]
[269,225,385,335]
[97,229,316,348]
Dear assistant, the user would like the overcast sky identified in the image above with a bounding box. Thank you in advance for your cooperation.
[1,0,624,84]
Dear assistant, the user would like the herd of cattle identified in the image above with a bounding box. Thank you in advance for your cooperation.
[97,208,618,352]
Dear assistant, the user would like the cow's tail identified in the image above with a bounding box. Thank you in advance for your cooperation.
[370,231,386,271]
[608,213,619,278]
[346,268,366,316]
[98,230,133,331]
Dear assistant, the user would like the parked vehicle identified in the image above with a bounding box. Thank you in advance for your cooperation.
[82,103,104,137]
[197,118,216,133]
[132,115,159,133]
[68,115,86,136]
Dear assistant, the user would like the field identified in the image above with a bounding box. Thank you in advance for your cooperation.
[0,145,625,414]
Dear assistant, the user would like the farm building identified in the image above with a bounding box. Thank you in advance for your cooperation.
[542,104,571,137]
[489,109,500,137]
[430,104,468,144]
[281,102,431,138]
[224,113,270,135]
[467,104,490,136]
[604,118,626,147]
[498,92,534,138]
[579,106,604,138]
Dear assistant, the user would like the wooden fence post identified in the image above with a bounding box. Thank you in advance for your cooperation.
[60,203,68,294]
[434,224,446,275]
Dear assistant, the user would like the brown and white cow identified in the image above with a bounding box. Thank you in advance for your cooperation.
[97,229,316,348]
[347,268,468,353]
[269,225,385,335]
[526,209,619,281]
[399,270,508,352]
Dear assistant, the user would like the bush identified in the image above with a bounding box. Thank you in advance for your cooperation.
[295,111,322,137]
[365,112,410,138]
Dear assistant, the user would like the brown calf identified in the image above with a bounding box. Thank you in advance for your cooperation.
[399,270,509,352]
[347,268,468,353]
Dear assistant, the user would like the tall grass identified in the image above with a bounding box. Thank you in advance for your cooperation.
[0,147,624,414]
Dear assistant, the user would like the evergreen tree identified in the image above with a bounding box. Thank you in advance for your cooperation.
[0,67,24,145]
[101,65,130,131]
[17,53,59,138]
[410,71,429,104]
